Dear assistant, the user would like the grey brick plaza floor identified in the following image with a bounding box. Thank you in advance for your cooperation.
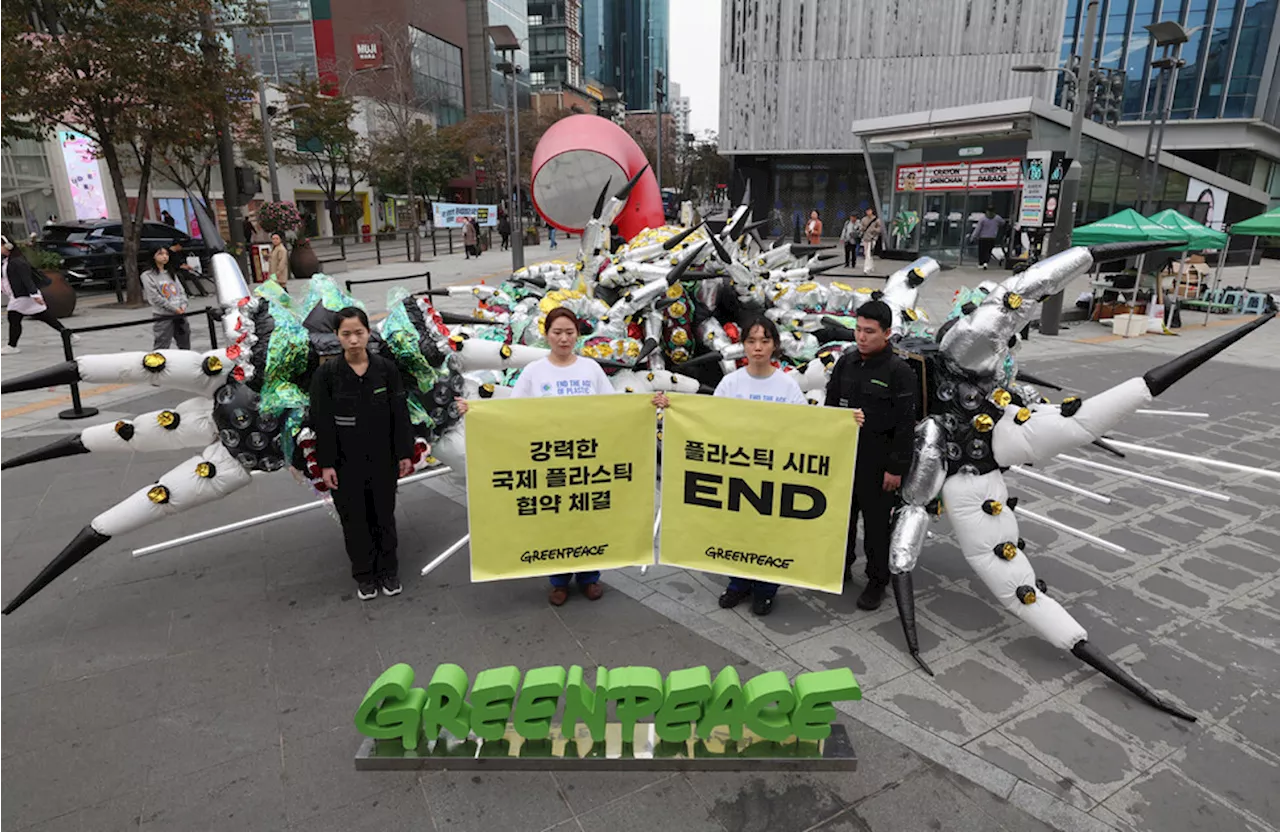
[2,256,1278,831]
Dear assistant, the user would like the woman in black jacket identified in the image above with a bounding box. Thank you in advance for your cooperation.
[1,235,75,354]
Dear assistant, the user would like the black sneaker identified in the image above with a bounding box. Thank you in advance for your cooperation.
[380,576,402,597]
[752,595,774,616]
[856,581,887,611]
[719,587,751,609]
[357,581,379,600]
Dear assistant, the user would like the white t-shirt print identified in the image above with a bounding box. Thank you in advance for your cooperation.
[713,367,807,405]
[512,356,614,398]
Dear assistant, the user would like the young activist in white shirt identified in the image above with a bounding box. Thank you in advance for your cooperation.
[651,316,810,616]
[456,306,612,606]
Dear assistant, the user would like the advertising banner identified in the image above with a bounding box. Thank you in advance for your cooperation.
[1186,178,1228,230]
[432,202,499,228]
[1018,151,1052,228]
[894,159,1022,193]
[658,396,857,593]
[464,396,657,581]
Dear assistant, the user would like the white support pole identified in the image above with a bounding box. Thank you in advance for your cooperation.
[1018,507,1128,554]
[1134,409,1209,418]
[1055,454,1235,499]
[420,533,470,577]
[132,467,454,557]
[1094,440,1280,482]
[641,507,661,575]
[1008,465,1112,503]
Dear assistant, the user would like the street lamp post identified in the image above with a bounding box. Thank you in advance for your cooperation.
[1139,22,1192,211]
[487,25,525,270]
[1012,0,1099,336]
[258,74,282,202]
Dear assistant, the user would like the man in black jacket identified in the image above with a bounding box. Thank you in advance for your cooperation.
[824,300,917,610]
[309,307,415,600]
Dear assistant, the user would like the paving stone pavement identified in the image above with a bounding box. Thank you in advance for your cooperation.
[3,256,1278,830]
[1,424,1069,832]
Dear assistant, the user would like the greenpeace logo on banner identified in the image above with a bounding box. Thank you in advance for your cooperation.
[520,544,609,563]
[355,662,862,751]
[704,546,795,570]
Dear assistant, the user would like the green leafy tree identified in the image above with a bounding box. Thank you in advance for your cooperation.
[1,0,255,305]
[252,76,367,238]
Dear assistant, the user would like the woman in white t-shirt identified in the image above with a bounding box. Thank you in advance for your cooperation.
[456,307,613,606]
[653,317,807,617]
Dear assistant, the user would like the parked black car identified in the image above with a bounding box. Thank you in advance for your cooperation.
[38,220,208,286]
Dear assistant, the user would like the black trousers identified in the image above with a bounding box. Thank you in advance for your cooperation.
[332,473,399,583]
[152,315,191,350]
[844,242,856,268]
[500,233,510,250]
[845,475,895,586]
[978,237,996,266]
[7,308,66,347]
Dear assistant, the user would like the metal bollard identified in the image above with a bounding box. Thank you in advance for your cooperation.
[205,307,220,348]
[426,271,433,293]
[431,230,437,257]
[448,229,453,254]
[405,232,411,261]
[57,329,99,420]
[375,233,382,265]
[339,235,346,260]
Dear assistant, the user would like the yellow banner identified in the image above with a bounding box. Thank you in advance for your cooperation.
[464,396,657,581]
[658,395,857,593]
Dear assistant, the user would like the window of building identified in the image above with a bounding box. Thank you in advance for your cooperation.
[529,14,543,25]
[409,27,465,126]
[1223,0,1276,117]
[530,70,546,86]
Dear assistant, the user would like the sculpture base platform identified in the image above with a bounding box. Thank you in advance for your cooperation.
[355,723,856,771]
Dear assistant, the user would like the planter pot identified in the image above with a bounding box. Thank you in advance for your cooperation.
[42,269,77,318]
[289,244,321,279]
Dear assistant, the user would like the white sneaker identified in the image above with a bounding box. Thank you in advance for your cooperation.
[1,345,20,355]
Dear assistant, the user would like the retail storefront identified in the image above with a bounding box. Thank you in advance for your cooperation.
[852,98,1269,266]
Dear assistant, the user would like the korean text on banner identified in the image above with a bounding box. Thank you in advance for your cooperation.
[464,396,657,581]
[659,395,857,593]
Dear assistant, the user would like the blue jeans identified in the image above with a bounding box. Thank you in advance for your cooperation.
[726,577,778,599]
[550,571,599,587]
[548,228,557,248]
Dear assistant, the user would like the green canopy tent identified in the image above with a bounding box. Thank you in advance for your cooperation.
[1149,209,1229,326]
[1072,209,1187,309]
[1226,206,1280,295]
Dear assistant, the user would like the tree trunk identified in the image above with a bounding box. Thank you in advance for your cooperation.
[405,155,421,262]
[99,138,151,307]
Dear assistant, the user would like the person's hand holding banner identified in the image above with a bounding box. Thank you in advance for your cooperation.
[464,396,657,581]
[658,395,857,593]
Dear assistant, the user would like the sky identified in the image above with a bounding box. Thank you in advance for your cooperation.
[668,0,722,136]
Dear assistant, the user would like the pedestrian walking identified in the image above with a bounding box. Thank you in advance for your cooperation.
[805,210,823,245]
[167,240,209,297]
[840,215,858,268]
[1,236,76,354]
[463,217,478,259]
[970,207,1006,269]
[455,307,612,606]
[548,221,558,250]
[498,214,511,250]
[160,209,176,226]
[242,215,257,244]
[655,317,807,617]
[823,300,916,611]
[142,247,191,350]
[268,232,290,292]
[860,207,883,274]
[309,307,415,600]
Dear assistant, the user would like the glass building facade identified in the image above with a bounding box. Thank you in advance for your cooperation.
[487,0,531,108]
[409,27,467,126]
[232,0,318,84]
[1060,0,1278,121]
[582,0,667,109]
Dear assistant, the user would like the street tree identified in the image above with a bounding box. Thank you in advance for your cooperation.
[254,76,367,238]
[354,26,462,260]
[1,0,256,304]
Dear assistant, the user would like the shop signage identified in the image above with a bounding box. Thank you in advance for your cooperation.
[894,159,1022,193]
[958,146,984,157]
[1042,153,1070,228]
[353,35,383,70]
[355,662,861,750]
[432,201,499,228]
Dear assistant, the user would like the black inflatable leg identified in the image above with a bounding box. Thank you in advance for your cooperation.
[892,572,934,676]
[1071,640,1196,722]
[2,527,111,615]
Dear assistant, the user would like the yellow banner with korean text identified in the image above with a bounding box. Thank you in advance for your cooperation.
[658,395,858,593]
[464,395,657,581]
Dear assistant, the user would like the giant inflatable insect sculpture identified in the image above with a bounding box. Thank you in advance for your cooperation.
[2,117,1274,728]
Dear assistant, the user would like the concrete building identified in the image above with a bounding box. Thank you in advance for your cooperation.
[466,0,531,111]
[670,81,692,145]
[720,0,1279,263]
[529,0,584,90]
[583,0,668,110]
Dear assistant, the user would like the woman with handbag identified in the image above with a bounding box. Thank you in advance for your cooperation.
[1,235,76,354]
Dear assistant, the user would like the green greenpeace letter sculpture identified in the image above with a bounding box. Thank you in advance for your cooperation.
[354,663,427,750]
